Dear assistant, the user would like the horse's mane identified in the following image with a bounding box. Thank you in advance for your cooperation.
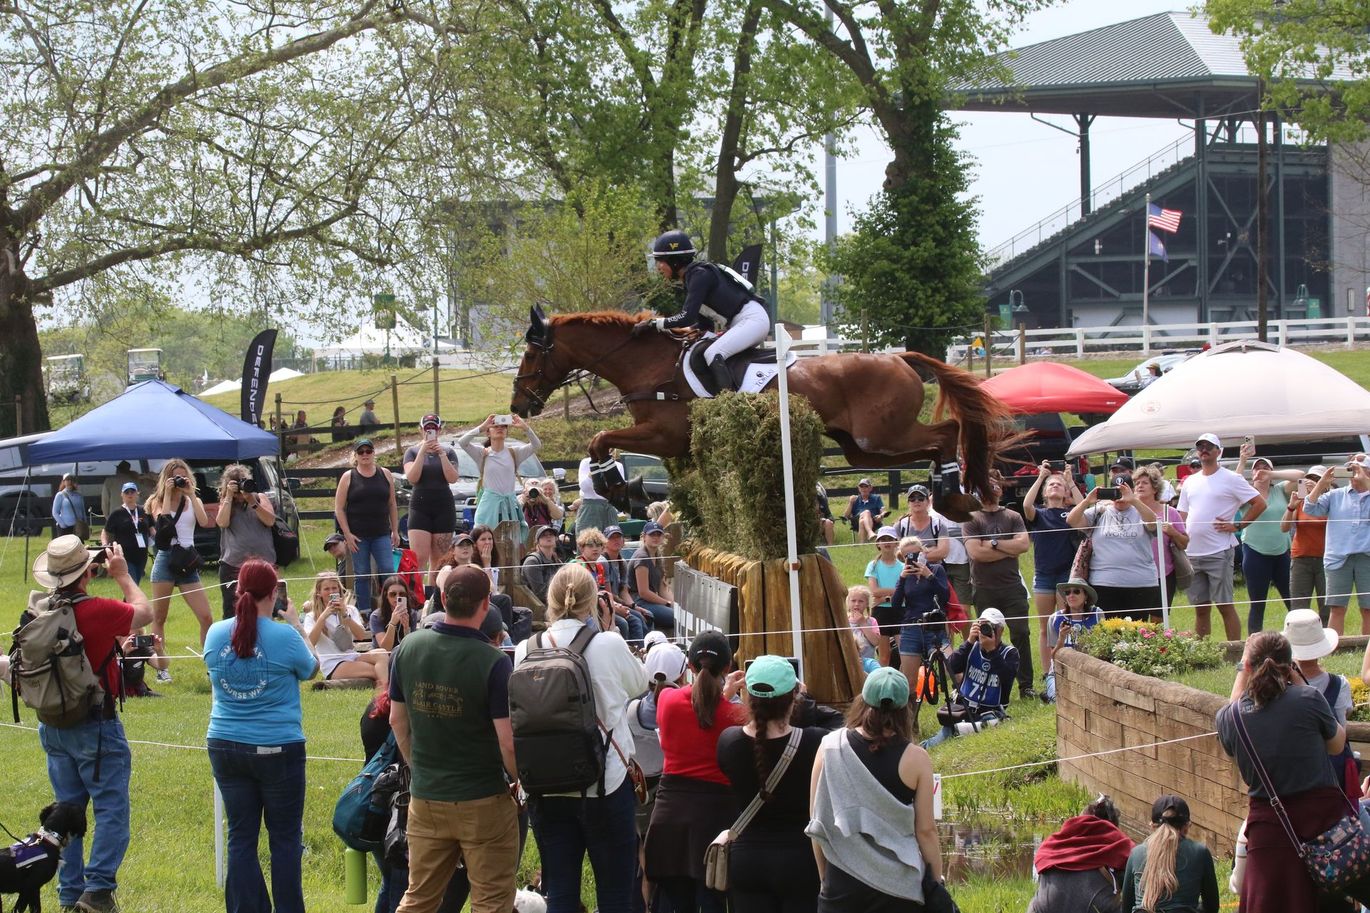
[549,309,654,328]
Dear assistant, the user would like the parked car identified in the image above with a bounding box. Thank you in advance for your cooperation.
[995,413,1090,511]
[1105,351,1198,395]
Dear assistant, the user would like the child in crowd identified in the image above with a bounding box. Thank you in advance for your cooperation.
[846,585,886,672]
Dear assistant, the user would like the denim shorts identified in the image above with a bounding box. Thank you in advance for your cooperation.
[1032,565,1073,594]
[150,548,201,585]
[898,622,948,658]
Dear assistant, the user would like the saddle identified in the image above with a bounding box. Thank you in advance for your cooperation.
[685,340,784,397]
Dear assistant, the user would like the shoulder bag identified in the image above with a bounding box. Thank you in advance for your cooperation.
[61,491,90,540]
[1229,701,1370,895]
[704,726,803,892]
[161,497,202,577]
[1162,508,1194,591]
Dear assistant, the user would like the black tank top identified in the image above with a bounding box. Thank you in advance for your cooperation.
[846,729,915,805]
[345,468,391,538]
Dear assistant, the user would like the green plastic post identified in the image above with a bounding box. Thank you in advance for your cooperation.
[344,847,368,904]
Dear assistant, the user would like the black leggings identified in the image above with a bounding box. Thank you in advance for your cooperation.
[726,836,819,913]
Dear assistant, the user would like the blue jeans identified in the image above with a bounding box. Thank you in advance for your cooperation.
[351,535,395,615]
[207,739,307,913]
[619,610,646,645]
[532,779,638,913]
[1243,544,1291,633]
[634,599,675,634]
[39,717,132,906]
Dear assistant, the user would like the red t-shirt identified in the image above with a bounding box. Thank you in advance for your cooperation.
[657,684,747,784]
[73,596,136,697]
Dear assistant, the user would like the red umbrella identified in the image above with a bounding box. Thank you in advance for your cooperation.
[980,362,1127,415]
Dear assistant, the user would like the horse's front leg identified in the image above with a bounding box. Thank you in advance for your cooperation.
[587,420,689,509]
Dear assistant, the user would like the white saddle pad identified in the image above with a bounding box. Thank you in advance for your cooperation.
[681,339,799,398]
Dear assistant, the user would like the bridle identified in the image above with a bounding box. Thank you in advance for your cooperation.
[515,320,680,413]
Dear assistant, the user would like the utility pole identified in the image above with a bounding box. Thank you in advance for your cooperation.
[1256,88,1270,343]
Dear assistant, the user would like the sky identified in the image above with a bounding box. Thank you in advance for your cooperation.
[803,0,1194,251]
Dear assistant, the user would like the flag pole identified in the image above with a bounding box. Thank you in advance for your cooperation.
[1142,193,1151,350]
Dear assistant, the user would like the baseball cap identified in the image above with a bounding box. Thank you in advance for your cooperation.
[643,521,665,536]
[1110,456,1135,470]
[744,655,797,697]
[1307,464,1328,479]
[1251,456,1273,470]
[353,437,374,452]
[1194,432,1222,450]
[453,532,474,547]
[420,413,442,430]
[120,481,138,493]
[687,630,732,670]
[862,666,910,710]
[478,606,506,641]
[1151,795,1190,826]
[874,526,898,541]
[858,477,873,488]
[532,524,556,541]
[323,533,345,551]
[645,643,688,684]
[906,484,931,500]
[364,398,376,406]
[978,607,1007,630]
[643,630,669,652]
[604,525,624,539]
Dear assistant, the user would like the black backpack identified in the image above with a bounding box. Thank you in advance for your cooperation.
[508,625,607,796]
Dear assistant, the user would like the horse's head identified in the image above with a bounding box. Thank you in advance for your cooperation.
[511,304,563,417]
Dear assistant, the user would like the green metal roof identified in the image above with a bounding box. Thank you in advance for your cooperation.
[952,11,1351,118]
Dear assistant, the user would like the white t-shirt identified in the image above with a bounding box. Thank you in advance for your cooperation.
[930,509,968,565]
[1177,467,1259,557]
[513,618,649,798]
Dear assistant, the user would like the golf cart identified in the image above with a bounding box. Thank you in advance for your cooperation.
[45,354,90,405]
[127,348,164,385]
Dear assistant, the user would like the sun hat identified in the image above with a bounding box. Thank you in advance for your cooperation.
[643,630,669,652]
[874,526,898,541]
[862,666,910,710]
[1195,432,1222,450]
[745,655,797,698]
[687,630,732,670]
[1307,464,1328,480]
[1151,795,1190,826]
[1056,577,1098,605]
[120,481,138,493]
[353,438,374,452]
[1283,608,1338,661]
[34,535,97,588]
[645,643,688,684]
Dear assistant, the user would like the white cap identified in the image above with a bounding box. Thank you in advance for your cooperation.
[644,643,688,684]
[978,607,1007,629]
[1195,432,1222,450]
[875,526,899,541]
[642,630,669,652]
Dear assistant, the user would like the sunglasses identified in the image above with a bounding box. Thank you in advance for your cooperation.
[1063,588,1085,596]
[1195,442,1218,451]
[909,494,928,502]
[357,448,374,455]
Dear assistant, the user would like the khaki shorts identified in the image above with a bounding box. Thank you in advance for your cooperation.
[1187,547,1235,605]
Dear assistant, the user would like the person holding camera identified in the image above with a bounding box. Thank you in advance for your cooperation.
[1066,475,1160,621]
[202,559,317,913]
[101,481,153,585]
[216,464,278,620]
[302,572,389,687]
[1042,579,1104,703]
[1283,466,1329,621]
[885,538,950,718]
[1023,463,1081,672]
[335,438,400,616]
[458,412,542,538]
[921,608,1020,749]
[147,459,213,680]
[520,478,563,530]
[405,413,461,597]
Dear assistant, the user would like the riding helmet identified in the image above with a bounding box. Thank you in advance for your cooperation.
[650,230,696,259]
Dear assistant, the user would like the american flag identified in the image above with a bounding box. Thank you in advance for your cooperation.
[1148,202,1182,233]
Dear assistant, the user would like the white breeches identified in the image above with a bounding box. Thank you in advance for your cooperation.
[703,301,770,361]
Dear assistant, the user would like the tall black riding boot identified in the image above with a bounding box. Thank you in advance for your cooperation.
[708,354,734,393]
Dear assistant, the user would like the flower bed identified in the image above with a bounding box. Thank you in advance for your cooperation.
[1076,619,1224,678]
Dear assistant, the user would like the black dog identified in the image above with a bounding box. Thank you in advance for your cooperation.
[0,803,87,913]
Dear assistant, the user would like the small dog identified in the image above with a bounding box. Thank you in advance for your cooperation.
[0,802,87,913]
[513,888,547,913]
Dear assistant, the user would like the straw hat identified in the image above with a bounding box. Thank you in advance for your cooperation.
[1283,609,1338,661]
[33,535,97,588]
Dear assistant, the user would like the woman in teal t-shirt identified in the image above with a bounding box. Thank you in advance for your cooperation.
[864,526,905,631]
[1238,455,1294,633]
[203,559,318,913]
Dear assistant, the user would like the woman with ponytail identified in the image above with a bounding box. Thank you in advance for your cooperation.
[1218,630,1354,913]
[716,656,823,913]
[202,559,318,913]
[646,630,746,913]
[1119,796,1217,913]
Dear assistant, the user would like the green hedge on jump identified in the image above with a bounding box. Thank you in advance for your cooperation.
[667,390,823,561]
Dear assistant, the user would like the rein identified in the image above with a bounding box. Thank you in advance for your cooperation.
[517,326,689,411]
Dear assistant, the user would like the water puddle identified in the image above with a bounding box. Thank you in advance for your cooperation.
[939,821,1042,882]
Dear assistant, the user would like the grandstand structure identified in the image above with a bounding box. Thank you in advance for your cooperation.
[959,11,1369,333]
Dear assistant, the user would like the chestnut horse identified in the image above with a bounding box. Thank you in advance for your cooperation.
[510,306,1013,520]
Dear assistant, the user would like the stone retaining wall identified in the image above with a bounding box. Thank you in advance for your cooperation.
[1055,640,1370,857]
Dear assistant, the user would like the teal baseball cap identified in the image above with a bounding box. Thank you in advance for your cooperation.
[862,666,910,710]
[745,655,797,698]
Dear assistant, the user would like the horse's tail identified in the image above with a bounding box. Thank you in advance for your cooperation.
[897,351,1014,498]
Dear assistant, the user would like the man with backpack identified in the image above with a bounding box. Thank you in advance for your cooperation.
[387,565,519,913]
[12,536,152,913]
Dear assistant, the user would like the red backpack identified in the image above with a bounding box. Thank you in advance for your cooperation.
[395,548,423,598]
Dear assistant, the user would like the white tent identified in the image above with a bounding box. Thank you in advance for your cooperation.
[199,367,304,398]
[1067,340,1370,455]
[313,325,457,359]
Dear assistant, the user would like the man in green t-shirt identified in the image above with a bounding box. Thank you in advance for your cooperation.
[389,565,519,913]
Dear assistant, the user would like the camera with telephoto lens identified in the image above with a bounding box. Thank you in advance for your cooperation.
[239,478,258,494]
[172,475,188,489]
[977,622,998,639]
[133,633,156,650]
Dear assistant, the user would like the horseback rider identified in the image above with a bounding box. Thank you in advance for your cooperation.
[633,229,771,392]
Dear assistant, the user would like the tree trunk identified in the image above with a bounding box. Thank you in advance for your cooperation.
[0,234,50,437]
[708,0,764,261]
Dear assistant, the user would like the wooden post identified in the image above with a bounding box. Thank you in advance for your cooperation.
[274,393,283,455]
[984,314,992,378]
[431,357,440,417]
[391,374,402,458]
[1018,323,1027,365]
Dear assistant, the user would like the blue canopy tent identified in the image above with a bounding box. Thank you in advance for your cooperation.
[28,380,279,462]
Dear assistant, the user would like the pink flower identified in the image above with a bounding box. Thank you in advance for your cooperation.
[1164,629,1175,638]
[1141,628,1154,639]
